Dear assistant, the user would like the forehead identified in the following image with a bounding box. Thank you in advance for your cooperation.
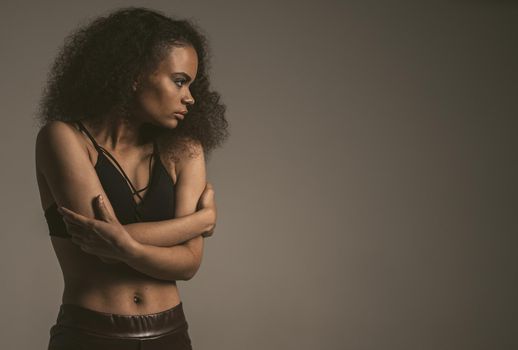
[157,45,198,78]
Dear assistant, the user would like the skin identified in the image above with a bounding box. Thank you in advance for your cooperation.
[35,45,217,315]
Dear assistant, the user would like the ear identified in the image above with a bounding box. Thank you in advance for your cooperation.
[132,74,144,92]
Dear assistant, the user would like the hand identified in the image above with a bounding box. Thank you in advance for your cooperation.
[58,195,139,264]
[197,182,217,238]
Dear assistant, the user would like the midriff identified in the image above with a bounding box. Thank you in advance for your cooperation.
[52,237,181,315]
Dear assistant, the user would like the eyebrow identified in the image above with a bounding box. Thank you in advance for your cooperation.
[173,72,193,82]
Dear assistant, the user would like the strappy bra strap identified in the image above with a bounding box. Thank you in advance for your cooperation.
[152,139,159,156]
[75,120,155,204]
[76,120,101,151]
[130,151,154,195]
[99,148,151,201]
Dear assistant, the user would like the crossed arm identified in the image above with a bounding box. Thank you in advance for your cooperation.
[123,207,214,247]
[36,121,213,281]
[117,139,210,281]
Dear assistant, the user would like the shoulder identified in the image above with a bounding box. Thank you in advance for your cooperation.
[35,120,89,172]
[36,120,80,149]
[171,138,207,217]
[176,138,205,175]
[160,138,205,176]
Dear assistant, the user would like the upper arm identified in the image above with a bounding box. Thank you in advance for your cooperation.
[173,141,207,264]
[35,121,117,220]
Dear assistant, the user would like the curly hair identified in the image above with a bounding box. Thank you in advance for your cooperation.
[37,6,229,161]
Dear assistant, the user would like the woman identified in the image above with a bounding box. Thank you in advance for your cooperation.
[35,7,229,349]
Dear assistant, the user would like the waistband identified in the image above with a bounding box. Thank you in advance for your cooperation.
[53,302,188,338]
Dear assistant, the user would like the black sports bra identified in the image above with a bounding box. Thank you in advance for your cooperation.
[44,121,176,238]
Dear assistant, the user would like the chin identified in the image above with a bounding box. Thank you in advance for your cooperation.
[147,117,178,131]
[164,117,180,129]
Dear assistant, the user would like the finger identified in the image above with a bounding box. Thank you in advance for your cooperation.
[79,244,93,253]
[88,221,116,244]
[63,217,101,248]
[70,235,86,248]
[74,238,104,254]
[99,256,120,264]
[70,236,81,246]
[65,228,82,241]
[95,195,114,223]
[62,215,94,238]
[66,218,110,247]
[64,224,88,245]
[63,218,85,234]
[66,228,104,253]
[61,208,102,237]
[58,206,91,227]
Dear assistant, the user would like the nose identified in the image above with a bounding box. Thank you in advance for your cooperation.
[182,90,195,106]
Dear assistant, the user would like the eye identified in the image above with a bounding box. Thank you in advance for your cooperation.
[174,79,186,88]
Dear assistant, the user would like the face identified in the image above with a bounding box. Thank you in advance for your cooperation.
[134,44,198,128]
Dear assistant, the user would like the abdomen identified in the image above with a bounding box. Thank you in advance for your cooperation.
[51,237,181,315]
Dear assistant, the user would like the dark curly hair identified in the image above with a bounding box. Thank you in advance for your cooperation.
[37,6,229,161]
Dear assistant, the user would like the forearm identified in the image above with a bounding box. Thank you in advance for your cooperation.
[123,208,213,247]
[123,241,199,281]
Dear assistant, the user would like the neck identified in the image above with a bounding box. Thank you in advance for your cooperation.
[87,113,148,152]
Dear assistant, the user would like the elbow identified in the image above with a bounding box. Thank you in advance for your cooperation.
[166,267,196,282]
[180,254,202,281]
[181,270,195,281]
[178,267,197,281]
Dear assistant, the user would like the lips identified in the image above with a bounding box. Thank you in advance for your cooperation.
[174,110,187,118]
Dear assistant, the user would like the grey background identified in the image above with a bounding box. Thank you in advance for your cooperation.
[1,1,517,349]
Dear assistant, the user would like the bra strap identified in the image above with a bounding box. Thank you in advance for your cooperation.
[99,148,153,202]
[152,139,160,156]
[76,120,101,151]
[130,149,155,195]
[76,120,155,204]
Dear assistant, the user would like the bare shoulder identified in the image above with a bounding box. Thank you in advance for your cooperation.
[36,120,79,144]
[174,139,205,175]
[36,121,80,155]
[35,120,88,173]
[158,138,205,181]
[35,120,93,210]
[170,138,206,216]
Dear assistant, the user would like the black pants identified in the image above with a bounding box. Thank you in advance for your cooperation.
[47,302,193,349]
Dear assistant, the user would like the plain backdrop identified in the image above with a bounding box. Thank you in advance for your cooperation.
[1,1,517,349]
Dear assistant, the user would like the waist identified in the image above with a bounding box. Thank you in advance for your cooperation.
[52,301,188,338]
[62,279,181,315]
